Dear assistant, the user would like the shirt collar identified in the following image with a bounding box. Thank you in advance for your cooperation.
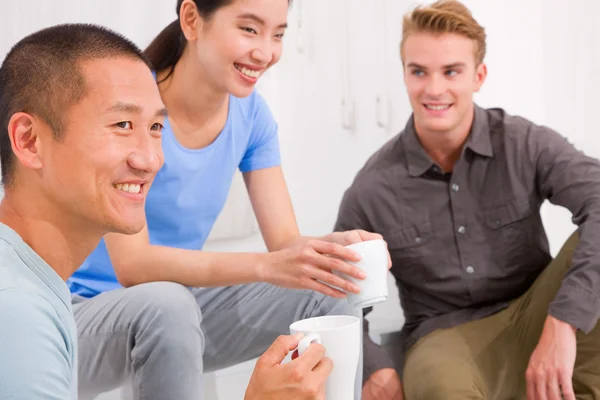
[465,104,494,158]
[402,104,493,177]
[402,116,435,177]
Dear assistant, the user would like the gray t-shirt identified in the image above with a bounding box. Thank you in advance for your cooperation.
[0,223,77,399]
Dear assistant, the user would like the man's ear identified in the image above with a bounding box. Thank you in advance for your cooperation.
[474,62,487,92]
[7,112,45,171]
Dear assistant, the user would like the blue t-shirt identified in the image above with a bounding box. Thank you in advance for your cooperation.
[0,223,78,399]
[68,90,281,297]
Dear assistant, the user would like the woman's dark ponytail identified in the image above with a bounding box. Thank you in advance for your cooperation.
[144,19,185,83]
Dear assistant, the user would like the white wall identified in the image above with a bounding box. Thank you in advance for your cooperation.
[0,1,174,49]
[539,0,600,252]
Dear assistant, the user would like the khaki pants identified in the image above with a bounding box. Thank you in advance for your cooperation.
[403,232,600,399]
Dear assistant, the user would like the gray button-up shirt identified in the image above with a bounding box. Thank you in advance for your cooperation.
[335,105,600,375]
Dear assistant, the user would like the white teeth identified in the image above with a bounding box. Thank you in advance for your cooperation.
[114,183,141,194]
[426,104,451,111]
[235,64,261,79]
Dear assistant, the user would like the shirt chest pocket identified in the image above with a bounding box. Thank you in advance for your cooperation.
[483,198,534,270]
[385,221,433,282]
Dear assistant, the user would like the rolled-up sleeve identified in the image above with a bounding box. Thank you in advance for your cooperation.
[530,125,600,333]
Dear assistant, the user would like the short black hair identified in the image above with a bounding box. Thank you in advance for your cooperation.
[0,23,153,188]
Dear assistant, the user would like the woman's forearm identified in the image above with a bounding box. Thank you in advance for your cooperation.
[113,242,269,288]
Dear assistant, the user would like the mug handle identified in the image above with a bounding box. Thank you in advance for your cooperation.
[297,333,321,356]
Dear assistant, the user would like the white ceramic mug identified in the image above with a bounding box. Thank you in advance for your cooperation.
[289,315,360,400]
[335,239,389,308]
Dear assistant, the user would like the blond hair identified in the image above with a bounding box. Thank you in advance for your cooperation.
[401,0,487,64]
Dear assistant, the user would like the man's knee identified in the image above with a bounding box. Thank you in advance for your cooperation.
[405,382,482,400]
[403,357,484,400]
[555,230,579,265]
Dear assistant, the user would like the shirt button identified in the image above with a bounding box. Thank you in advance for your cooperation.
[415,237,422,244]
[451,183,459,192]
[457,226,466,234]
[466,266,475,274]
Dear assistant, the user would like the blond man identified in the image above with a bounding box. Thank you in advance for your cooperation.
[341,1,600,399]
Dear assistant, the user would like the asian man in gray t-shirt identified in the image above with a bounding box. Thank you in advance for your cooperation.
[0,24,165,399]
